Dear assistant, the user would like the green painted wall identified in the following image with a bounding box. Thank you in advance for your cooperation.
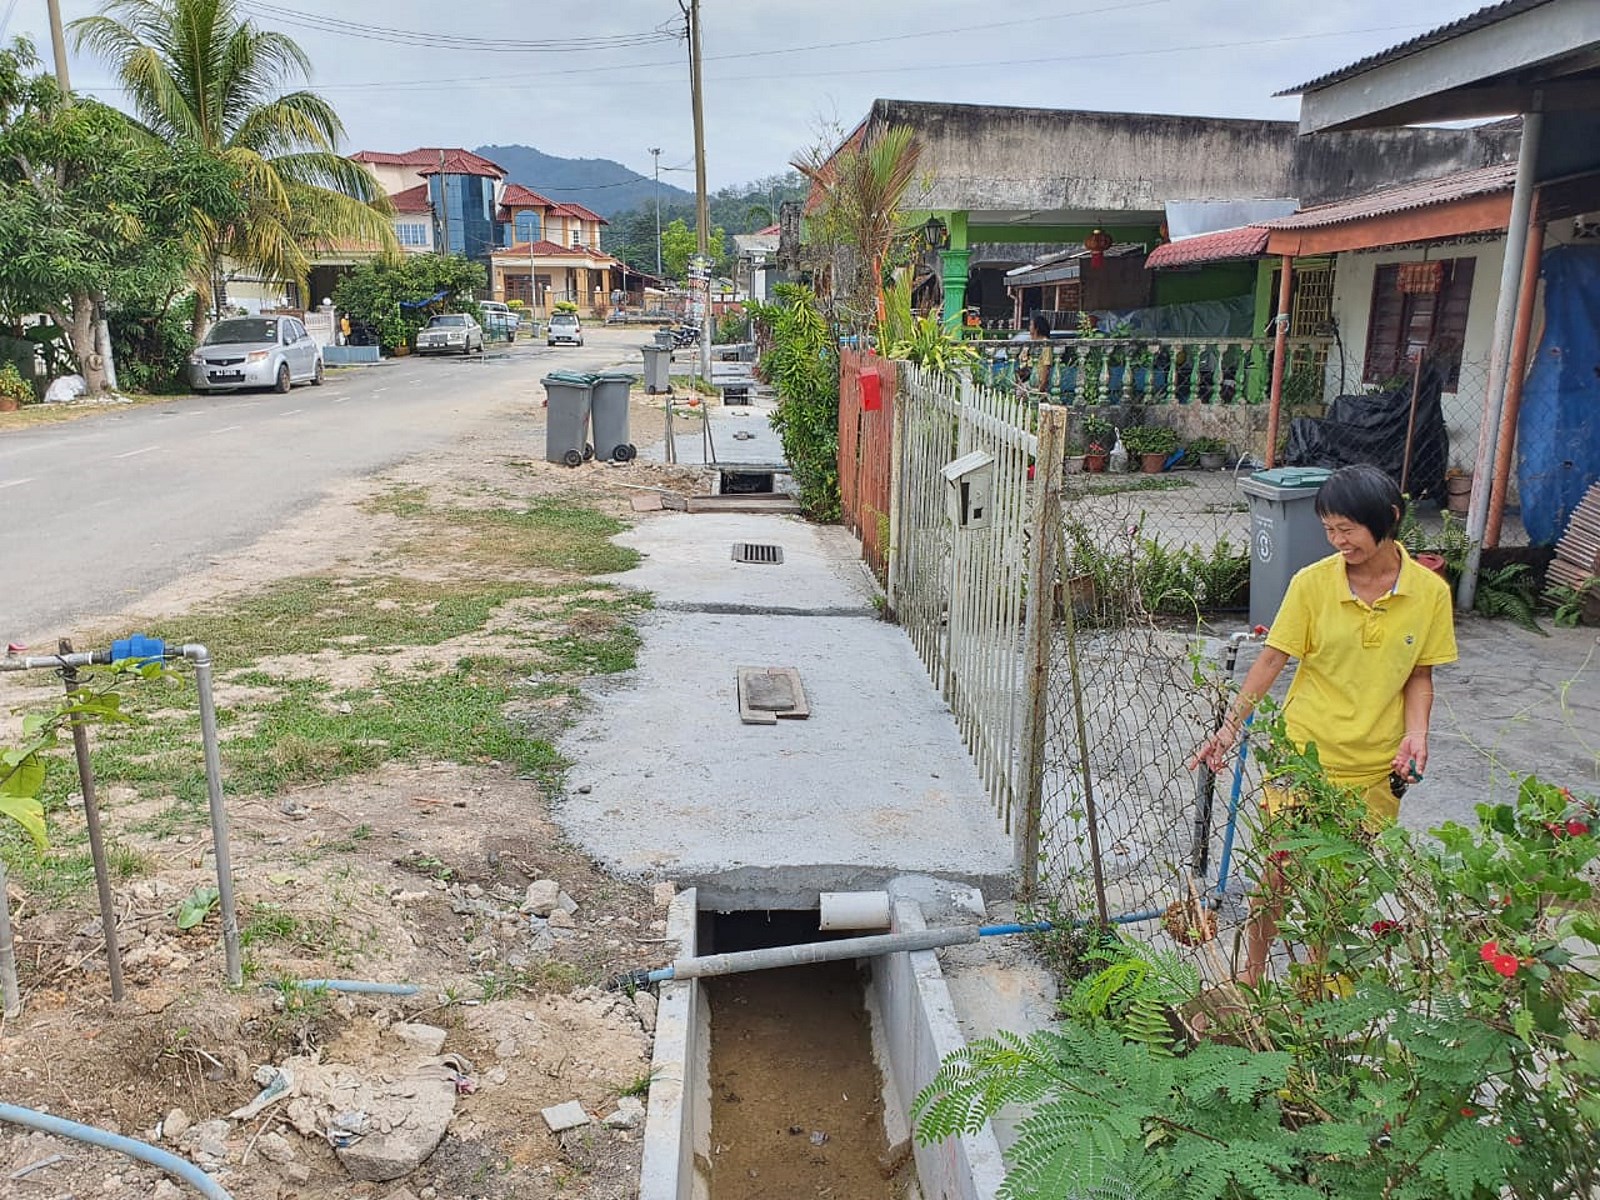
[967,223,1161,247]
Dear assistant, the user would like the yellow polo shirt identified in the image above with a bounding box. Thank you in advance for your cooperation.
[1266,546,1457,786]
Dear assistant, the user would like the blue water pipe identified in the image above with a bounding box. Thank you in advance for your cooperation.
[0,1103,234,1199]
[293,979,419,996]
[1211,717,1254,903]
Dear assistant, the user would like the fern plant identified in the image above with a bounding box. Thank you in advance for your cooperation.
[1474,562,1543,633]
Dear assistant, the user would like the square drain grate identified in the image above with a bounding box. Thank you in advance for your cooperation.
[731,542,784,565]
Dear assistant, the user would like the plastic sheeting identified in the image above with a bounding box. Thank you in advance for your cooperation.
[1087,294,1254,338]
[1517,245,1600,546]
[1284,366,1449,502]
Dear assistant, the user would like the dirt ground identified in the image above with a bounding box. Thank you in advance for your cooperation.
[0,386,716,1199]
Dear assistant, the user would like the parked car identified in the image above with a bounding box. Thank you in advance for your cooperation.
[478,301,518,342]
[416,313,484,355]
[547,312,584,347]
[188,315,323,393]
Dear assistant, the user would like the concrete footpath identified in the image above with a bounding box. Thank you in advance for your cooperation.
[555,511,1014,908]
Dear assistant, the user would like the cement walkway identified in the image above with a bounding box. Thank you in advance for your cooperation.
[555,511,1015,908]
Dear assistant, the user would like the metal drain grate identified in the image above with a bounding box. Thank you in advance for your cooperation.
[731,542,784,565]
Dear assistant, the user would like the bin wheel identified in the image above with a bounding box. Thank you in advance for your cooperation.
[562,448,584,468]
[583,443,594,461]
[613,444,636,463]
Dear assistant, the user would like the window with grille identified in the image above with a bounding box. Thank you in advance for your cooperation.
[396,222,429,247]
[1364,258,1474,389]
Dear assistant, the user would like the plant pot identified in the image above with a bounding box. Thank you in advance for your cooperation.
[1199,452,1226,471]
[1064,455,1086,475]
[393,344,411,357]
[0,397,18,413]
[1139,451,1167,474]
[1446,472,1473,515]
[1416,552,1450,582]
[1083,453,1108,473]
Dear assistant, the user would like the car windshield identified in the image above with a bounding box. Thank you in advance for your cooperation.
[429,315,467,327]
[205,319,277,345]
[552,314,578,325]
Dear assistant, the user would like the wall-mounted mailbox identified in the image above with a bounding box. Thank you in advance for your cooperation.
[859,366,882,411]
[941,450,995,529]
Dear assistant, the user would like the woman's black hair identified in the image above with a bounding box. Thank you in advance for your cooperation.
[1314,463,1403,542]
[1029,313,1051,339]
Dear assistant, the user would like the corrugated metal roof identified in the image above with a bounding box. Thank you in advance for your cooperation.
[1278,0,1558,95]
[1259,162,1515,229]
[1144,226,1269,269]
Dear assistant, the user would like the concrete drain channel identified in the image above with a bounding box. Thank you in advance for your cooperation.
[638,888,1005,1200]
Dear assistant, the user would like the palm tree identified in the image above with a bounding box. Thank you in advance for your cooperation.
[792,124,923,330]
[72,0,395,332]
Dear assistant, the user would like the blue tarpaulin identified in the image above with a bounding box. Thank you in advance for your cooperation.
[1517,245,1600,545]
[399,289,450,309]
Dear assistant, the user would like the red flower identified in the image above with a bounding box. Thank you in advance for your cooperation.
[1480,940,1499,963]
[1566,819,1590,836]
[1545,822,1565,837]
[1370,919,1402,937]
[1460,1106,1476,1118]
[1507,1135,1523,1146]
[1491,953,1520,978]
[1267,849,1291,864]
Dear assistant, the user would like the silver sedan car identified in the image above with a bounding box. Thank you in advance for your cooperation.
[188,316,324,393]
[416,313,484,355]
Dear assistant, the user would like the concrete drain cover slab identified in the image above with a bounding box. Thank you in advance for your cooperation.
[731,542,784,565]
[736,667,810,725]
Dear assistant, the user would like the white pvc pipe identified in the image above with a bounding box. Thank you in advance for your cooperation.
[818,890,891,931]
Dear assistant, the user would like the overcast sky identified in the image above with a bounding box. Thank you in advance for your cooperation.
[9,0,1487,191]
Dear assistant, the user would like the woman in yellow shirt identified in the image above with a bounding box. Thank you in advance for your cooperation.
[1189,463,1458,983]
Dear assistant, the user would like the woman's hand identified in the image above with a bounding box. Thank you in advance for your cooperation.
[1188,720,1241,773]
[1393,731,1428,781]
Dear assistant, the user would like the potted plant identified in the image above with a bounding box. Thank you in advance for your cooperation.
[0,361,32,411]
[1122,424,1178,473]
[1064,443,1086,475]
[1081,416,1113,473]
[1188,435,1230,470]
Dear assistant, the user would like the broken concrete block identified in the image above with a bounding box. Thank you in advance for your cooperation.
[632,991,658,1032]
[522,880,561,917]
[548,908,576,930]
[603,1096,646,1129]
[556,890,579,915]
[651,881,675,910]
[255,1131,296,1164]
[541,1100,590,1133]
[335,1061,458,1182]
[162,1108,191,1142]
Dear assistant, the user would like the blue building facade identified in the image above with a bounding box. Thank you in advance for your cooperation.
[429,171,502,268]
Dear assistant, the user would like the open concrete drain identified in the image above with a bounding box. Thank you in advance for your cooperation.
[730,542,783,564]
[638,890,1007,1200]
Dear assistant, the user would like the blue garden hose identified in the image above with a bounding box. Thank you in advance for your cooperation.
[0,1103,234,1199]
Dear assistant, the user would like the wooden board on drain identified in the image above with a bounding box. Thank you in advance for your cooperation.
[736,667,810,725]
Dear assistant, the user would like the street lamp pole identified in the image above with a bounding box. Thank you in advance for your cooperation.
[649,147,662,278]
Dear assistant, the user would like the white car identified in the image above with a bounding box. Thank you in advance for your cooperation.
[416,313,484,355]
[188,316,323,393]
[478,301,519,342]
[547,312,584,346]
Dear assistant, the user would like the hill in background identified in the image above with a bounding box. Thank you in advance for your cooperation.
[475,144,692,218]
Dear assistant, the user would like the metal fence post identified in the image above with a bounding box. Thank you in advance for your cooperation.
[885,362,906,616]
[1015,405,1067,898]
[60,638,124,1002]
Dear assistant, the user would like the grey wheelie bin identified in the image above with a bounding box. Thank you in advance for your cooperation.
[542,371,596,467]
[592,370,637,462]
[641,343,672,394]
[652,328,674,349]
[1239,466,1333,628]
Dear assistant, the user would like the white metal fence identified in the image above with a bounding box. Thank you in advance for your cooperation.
[890,366,1037,832]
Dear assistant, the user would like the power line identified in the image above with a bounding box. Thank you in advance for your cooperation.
[237,0,677,53]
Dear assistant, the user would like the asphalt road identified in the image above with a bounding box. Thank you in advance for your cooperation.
[0,331,641,646]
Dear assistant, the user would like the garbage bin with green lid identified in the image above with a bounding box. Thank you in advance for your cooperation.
[1238,466,1334,629]
[591,370,637,462]
[542,371,596,467]
[641,344,672,394]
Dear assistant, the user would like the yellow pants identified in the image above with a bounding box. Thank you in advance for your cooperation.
[1262,774,1400,832]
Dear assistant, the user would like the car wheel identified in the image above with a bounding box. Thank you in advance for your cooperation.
[311,359,324,386]
[274,363,292,393]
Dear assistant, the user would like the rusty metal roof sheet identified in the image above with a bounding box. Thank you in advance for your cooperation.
[1277,0,1559,95]
[1259,162,1515,230]
[1144,226,1269,269]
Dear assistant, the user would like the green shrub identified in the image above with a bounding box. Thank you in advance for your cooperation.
[0,360,33,406]
[110,295,197,394]
[750,285,839,521]
[1121,423,1178,455]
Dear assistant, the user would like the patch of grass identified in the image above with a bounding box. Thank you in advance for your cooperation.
[542,620,641,675]
[442,499,640,576]
[476,960,589,1000]
[0,827,153,903]
[364,486,431,518]
[322,823,374,853]
[620,1068,661,1098]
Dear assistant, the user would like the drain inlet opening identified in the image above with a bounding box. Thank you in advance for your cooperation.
[701,910,913,1200]
[730,542,784,565]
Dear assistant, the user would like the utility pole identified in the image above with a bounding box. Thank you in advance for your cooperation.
[648,147,663,278]
[46,0,70,97]
[684,0,712,380]
[437,149,450,258]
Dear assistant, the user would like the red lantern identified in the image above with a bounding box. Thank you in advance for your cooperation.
[1084,228,1113,269]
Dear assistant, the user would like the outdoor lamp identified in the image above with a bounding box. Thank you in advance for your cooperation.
[922,216,949,251]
